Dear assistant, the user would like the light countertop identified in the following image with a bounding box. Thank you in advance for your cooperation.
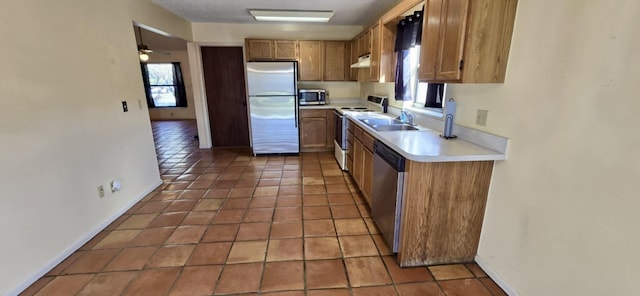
[346,113,506,163]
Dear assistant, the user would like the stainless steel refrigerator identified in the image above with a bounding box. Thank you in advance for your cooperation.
[246,61,299,155]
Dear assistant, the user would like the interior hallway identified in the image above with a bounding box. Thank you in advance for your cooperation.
[21,120,507,295]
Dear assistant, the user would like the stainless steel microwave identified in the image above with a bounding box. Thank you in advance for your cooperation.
[299,89,326,105]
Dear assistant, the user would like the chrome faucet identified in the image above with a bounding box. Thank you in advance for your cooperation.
[399,111,414,125]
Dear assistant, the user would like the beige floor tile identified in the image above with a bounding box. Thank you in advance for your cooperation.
[428,264,474,281]
[344,257,392,287]
[261,261,304,292]
[215,263,263,294]
[305,259,348,289]
[168,266,222,296]
[334,218,369,236]
[227,241,268,263]
[146,245,195,268]
[304,237,342,260]
[266,238,303,261]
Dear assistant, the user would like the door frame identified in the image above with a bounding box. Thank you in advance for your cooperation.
[186,41,248,149]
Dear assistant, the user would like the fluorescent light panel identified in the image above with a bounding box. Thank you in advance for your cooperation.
[249,9,334,23]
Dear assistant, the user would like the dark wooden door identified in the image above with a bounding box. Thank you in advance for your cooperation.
[201,47,250,147]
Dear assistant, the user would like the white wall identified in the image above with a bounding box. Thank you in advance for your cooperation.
[146,51,197,120]
[0,1,191,294]
[441,1,640,295]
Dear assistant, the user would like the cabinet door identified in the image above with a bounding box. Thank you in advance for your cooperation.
[350,39,359,81]
[274,40,298,60]
[324,41,347,81]
[325,109,336,148]
[418,0,444,81]
[300,117,327,149]
[298,41,323,81]
[246,39,274,60]
[369,23,381,82]
[437,0,469,81]
[362,147,373,204]
[363,30,371,55]
[352,139,363,187]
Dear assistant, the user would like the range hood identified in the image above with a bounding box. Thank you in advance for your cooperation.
[350,54,371,68]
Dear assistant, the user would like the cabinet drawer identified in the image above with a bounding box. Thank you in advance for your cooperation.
[361,130,374,151]
[299,109,327,118]
[347,119,354,133]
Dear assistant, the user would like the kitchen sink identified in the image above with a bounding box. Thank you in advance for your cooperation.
[370,124,419,131]
[359,118,419,131]
[360,118,405,126]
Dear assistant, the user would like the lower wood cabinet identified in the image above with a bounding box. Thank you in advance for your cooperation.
[347,119,374,204]
[346,119,495,267]
[398,160,494,266]
[299,109,335,152]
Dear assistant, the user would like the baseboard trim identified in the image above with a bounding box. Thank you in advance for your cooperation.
[475,255,520,296]
[8,179,163,296]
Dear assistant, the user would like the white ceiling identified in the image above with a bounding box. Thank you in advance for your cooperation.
[151,0,401,25]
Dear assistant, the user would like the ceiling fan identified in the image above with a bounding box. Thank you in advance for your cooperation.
[136,26,169,61]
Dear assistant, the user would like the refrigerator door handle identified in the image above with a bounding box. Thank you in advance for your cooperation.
[295,101,299,128]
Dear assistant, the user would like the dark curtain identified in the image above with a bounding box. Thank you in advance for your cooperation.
[425,83,445,108]
[394,8,423,101]
[172,62,188,107]
[140,63,155,108]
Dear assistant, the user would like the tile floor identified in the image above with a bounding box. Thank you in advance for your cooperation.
[21,120,507,296]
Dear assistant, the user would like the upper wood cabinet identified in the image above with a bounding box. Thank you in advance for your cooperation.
[298,41,323,81]
[245,39,298,61]
[323,41,348,81]
[274,40,298,60]
[369,23,381,82]
[245,39,274,60]
[418,0,518,83]
[349,39,359,81]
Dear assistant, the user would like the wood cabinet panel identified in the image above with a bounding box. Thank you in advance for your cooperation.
[352,139,363,187]
[436,0,469,80]
[246,39,274,60]
[398,160,494,266]
[298,41,323,81]
[418,0,517,83]
[362,147,373,203]
[349,39,359,81]
[323,41,347,81]
[346,119,374,205]
[300,109,334,152]
[300,117,327,149]
[326,109,336,148]
[274,40,298,60]
[369,23,381,82]
[299,109,326,118]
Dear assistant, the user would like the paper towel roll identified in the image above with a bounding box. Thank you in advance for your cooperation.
[443,99,456,138]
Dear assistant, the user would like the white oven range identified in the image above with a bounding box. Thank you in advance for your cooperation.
[333,95,388,171]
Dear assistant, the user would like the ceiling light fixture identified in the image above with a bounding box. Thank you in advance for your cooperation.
[249,9,334,23]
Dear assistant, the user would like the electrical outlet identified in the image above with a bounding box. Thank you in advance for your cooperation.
[97,185,105,198]
[476,109,488,126]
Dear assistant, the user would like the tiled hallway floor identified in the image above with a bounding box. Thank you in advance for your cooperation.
[22,120,507,296]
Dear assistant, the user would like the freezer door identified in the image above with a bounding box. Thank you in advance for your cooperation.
[249,96,299,154]
[247,62,297,96]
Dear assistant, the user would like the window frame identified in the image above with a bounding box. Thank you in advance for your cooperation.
[140,62,188,109]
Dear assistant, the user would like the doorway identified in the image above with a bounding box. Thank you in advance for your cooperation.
[201,46,250,148]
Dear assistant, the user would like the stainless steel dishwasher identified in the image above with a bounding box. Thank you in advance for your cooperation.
[371,140,406,253]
